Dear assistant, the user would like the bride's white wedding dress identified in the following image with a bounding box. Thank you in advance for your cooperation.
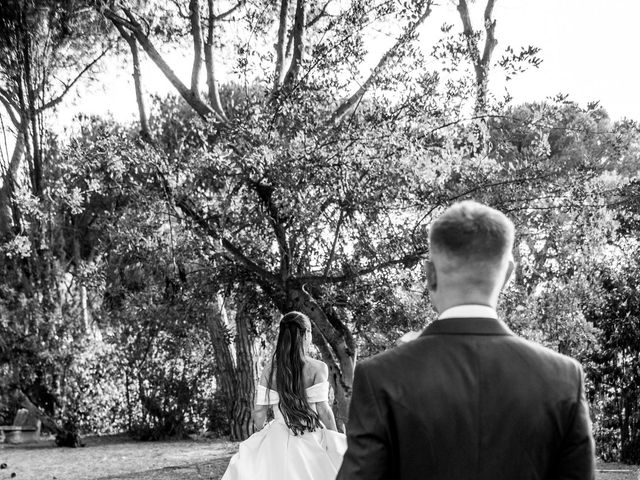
[222,381,347,480]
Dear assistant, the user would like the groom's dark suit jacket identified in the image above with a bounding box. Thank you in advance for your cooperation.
[337,317,595,480]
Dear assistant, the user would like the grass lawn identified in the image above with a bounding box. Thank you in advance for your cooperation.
[0,436,636,480]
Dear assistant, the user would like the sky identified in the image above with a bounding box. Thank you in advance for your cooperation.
[478,0,640,120]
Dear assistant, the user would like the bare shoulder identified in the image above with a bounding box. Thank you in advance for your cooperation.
[306,356,328,372]
[304,357,329,383]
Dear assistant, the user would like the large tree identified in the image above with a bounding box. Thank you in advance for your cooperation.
[0,0,113,443]
[91,0,557,434]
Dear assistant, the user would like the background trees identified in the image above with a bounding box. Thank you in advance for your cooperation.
[0,0,114,443]
[1,0,639,463]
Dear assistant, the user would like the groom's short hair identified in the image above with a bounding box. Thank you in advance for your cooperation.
[429,201,515,266]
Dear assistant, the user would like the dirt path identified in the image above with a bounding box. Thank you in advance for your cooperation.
[0,436,235,480]
[0,437,637,480]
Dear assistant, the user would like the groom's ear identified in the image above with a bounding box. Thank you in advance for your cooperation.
[501,259,515,289]
[425,261,437,292]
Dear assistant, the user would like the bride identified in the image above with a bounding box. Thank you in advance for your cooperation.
[222,311,347,480]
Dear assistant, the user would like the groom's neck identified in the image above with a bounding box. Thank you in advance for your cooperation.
[433,286,500,314]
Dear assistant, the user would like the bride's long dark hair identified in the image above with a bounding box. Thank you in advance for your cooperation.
[268,311,322,435]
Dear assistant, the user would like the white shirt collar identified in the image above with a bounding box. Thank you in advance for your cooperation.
[437,304,498,320]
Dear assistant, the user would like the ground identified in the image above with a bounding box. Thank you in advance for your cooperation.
[0,436,637,480]
[0,436,233,480]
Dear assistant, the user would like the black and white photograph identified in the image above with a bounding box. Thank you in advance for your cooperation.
[0,0,639,478]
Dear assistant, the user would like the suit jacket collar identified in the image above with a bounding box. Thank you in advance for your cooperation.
[420,317,514,337]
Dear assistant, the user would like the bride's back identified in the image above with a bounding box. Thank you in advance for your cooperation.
[261,356,325,393]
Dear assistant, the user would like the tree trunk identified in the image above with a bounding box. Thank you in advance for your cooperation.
[206,293,256,441]
[189,0,204,97]
[231,298,257,440]
[72,236,91,333]
[312,327,351,432]
[203,43,228,121]
[273,0,290,89]
[22,35,43,197]
[204,0,228,121]
[281,0,306,90]
[0,128,25,237]
[114,24,152,142]
[128,36,152,141]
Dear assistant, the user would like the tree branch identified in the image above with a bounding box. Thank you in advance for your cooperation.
[205,0,229,120]
[189,0,204,96]
[168,0,191,19]
[249,180,290,280]
[214,0,246,21]
[321,301,356,354]
[481,0,498,66]
[456,0,481,78]
[113,23,152,142]
[0,89,20,128]
[299,250,428,285]
[152,162,277,284]
[330,1,433,123]
[456,0,498,115]
[323,208,344,277]
[281,0,306,89]
[273,0,290,89]
[36,44,112,114]
[307,0,332,28]
[105,7,225,123]
[291,285,352,361]
[176,194,280,285]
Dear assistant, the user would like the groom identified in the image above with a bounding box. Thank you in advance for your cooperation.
[337,201,595,480]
